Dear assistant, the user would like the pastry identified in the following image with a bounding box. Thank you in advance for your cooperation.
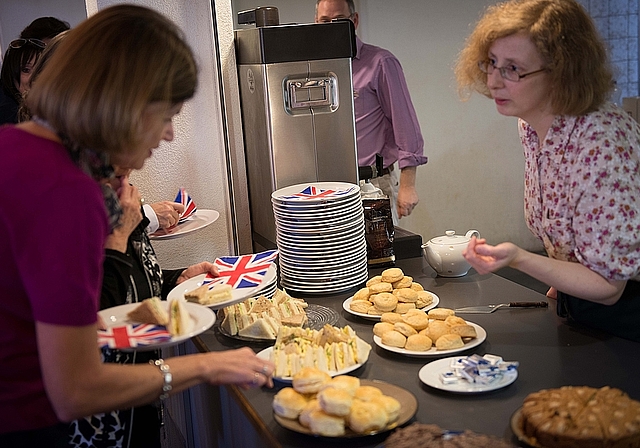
[292,367,330,394]
[405,334,432,351]
[380,312,404,324]
[298,398,321,428]
[381,267,404,283]
[353,287,371,301]
[348,400,388,434]
[350,300,373,314]
[415,291,434,308]
[320,375,361,397]
[392,275,412,289]
[435,333,464,350]
[444,315,467,327]
[393,288,418,303]
[369,282,393,294]
[317,386,353,417]
[307,409,345,436]
[381,330,407,348]
[393,322,418,337]
[354,385,383,402]
[366,275,383,287]
[521,386,640,448]
[373,293,398,312]
[370,394,401,422]
[424,320,450,342]
[409,282,424,291]
[373,322,395,337]
[401,311,429,330]
[394,303,416,314]
[428,308,455,320]
[272,387,308,419]
[449,324,477,338]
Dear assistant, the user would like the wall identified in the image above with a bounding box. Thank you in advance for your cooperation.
[233,0,543,250]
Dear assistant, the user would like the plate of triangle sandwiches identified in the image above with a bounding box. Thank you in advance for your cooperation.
[98,297,215,351]
[216,289,340,342]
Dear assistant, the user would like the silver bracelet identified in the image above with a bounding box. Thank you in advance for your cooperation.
[150,359,172,401]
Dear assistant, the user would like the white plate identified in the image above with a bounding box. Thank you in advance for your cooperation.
[166,263,277,309]
[271,182,360,204]
[98,302,215,351]
[418,356,518,393]
[343,292,440,321]
[149,209,219,240]
[373,321,487,357]
[256,346,366,383]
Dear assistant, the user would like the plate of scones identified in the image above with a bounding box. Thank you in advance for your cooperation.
[272,367,418,438]
[343,267,440,320]
[371,307,486,357]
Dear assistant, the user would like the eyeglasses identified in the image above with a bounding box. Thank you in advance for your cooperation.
[317,13,355,23]
[9,38,46,50]
[478,60,546,82]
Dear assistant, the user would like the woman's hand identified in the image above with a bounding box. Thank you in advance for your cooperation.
[204,347,274,389]
[150,201,184,229]
[104,177,143,252]
[462,236,521,275]
[176,261,219,284]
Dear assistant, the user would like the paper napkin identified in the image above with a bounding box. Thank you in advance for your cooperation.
[174,187,197,223]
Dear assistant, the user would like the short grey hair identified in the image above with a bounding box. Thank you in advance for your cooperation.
[315,0,356,17]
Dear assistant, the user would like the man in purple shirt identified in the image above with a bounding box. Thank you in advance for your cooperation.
[315,0,428,222]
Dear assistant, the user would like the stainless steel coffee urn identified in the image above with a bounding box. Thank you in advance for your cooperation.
[235,7,359,251]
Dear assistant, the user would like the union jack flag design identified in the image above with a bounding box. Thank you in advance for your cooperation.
[204,250,278,289]
[278,185,356,201]
[97,324,171,349]
[174,187,197,223]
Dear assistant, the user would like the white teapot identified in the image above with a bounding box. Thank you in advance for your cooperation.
[421,229,480,277]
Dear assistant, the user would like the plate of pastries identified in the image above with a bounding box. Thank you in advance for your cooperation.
[344,267,439,320]
[272,367,418,438]
[372,306,486,357]
[510,385,640,448]
[258,324,372,381]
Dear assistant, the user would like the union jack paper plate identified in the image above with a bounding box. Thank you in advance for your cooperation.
[271,182,360,204]
[167,250,278,309]
[98,302,215,351]
[149,209,219,240]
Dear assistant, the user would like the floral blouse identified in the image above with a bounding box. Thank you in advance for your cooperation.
[520,102,640,281]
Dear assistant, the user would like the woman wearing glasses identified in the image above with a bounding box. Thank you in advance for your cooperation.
[455,0,640,342]
[0,17,69,125]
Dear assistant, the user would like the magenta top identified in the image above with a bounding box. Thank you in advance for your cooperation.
[0,126,108,433]
[352,36,427,170]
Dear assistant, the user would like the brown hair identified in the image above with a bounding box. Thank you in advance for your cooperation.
[27,4,197,156]
[455,0,613,116]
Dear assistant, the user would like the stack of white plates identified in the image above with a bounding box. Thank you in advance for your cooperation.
[253,272,278,299]
[272,182,368,294]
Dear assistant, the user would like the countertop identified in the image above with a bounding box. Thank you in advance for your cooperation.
[194,256,640,447]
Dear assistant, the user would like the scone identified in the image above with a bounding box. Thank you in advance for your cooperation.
[353,287,371,301]
[307,409,345,436]
[410,282,424,291]
[428,308,455,320]
[444,315,467,327]
[369,282,393,294]
[393,288,418,303]
[321,375,360,397]
[370,395,402,422]
[381,330,407,348]
[402,311,429,330]
[392,275,412,289]
[394,303,416,314]
[350,300,373,314]
[366,275,383,287]
[449,324,477,338]
[435,333,464,350]
[298,398,321,428]
[354,385,384,402]
[318,387,353,417]
[393,322,418,337]
[380,312,404,324]
[381,267,404,283]
[425,320,450,342]
[348,400,388,434]
[373,293,398,312]
[373,322,395,337]
[405,334,432,351]
[272,387,308,419]
[415,291,434,308]
[292,367,331,394]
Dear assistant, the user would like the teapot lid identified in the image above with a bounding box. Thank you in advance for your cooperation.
[429,230,471,245]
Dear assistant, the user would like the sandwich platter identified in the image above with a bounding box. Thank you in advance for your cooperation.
[97,302,215,351]
[257,346,366,383]
[273,379,418,438]
[373,321,487,358]
[343,293,440,321]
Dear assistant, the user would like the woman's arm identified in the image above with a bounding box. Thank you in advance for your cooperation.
[37,321,273,422]
[464,237,626,305]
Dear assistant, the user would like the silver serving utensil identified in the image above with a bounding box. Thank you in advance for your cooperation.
[454,301,548,314]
